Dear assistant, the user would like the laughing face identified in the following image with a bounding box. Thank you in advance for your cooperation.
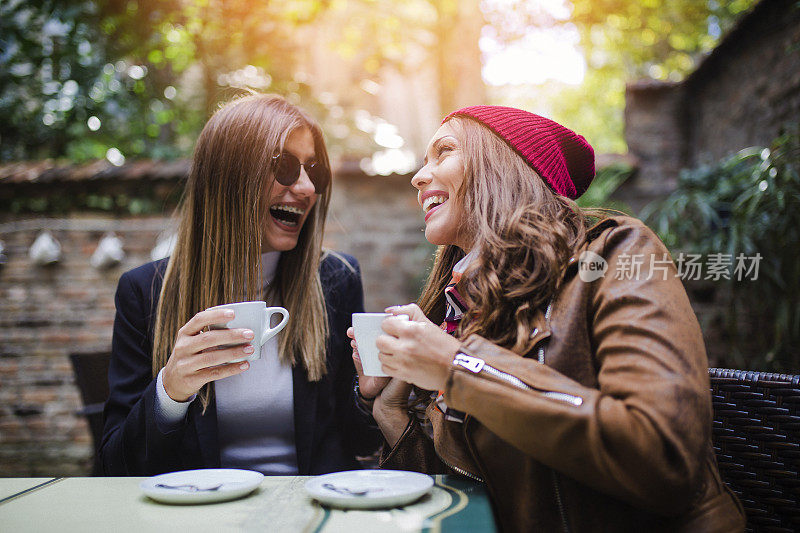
[412,122,472,250]
[262,126,319,253]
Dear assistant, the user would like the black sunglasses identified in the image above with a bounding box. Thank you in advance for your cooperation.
[271,152,330,194]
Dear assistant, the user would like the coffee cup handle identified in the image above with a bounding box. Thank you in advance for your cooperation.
[261,307,290,345]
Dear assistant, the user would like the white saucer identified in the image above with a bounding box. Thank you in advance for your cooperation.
[305,470,434,509]
[140,468,264,504]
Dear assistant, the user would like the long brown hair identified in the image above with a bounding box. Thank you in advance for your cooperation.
[152,93,332,409]
[417,117,604,355]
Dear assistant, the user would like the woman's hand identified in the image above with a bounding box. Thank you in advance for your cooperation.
[162,308,254,402]
[373,377,413,416]
[347,327,391,400]
[377,303,461,391]
[372,378,414,447]
[348,323,411,447]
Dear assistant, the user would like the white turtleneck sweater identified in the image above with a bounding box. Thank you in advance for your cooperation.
[154,252,298,474]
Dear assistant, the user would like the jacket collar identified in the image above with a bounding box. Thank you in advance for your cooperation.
[529,217,620,355]
[560,217,620,285]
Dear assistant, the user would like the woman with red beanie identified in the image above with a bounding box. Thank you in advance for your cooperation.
[348,106,744,531]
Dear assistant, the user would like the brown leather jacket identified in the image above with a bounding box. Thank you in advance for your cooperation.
[380,216,745,532]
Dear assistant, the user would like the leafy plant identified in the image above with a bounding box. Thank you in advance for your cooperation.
[576,161,634,211]
[643,126,800,371]
[489,0,759,154]
[0,0,377,163]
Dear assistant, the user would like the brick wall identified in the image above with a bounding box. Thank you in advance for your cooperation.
[684,0,800,166]
[621,81,686,213]
[0,217,166,475]
[619,0,800,367]
[623,0,800,203]
[0,173,427,476]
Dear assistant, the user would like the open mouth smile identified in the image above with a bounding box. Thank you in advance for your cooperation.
[421,192,448,221]
[269,203,306,229]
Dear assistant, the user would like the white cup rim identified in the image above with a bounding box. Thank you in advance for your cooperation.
[208,301,269,310]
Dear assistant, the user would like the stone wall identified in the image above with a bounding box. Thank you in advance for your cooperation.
[620,81,686,213]
[623,0,800,207]
[0,217,167,475]
[685,0,800,166]
[620,0,800,368]
[0,172,427,476]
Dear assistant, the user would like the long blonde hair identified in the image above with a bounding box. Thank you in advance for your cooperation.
[417,117,603,355]
[152,94,331,409]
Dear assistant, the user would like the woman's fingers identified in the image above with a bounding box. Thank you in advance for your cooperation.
[373,316,460,391]
[352,351,365,375]
[380,315,416,337]
[375,331,406,376]
[163,308,256,401]
[375,332,400,355]
[163,355,250,402]
[354,347,392,399]
[182,327,254,354]
[180,308,235,336]
[378,352,399,376]
[385,303,427,322]
[196,344,255,369]
[194,361,250,387]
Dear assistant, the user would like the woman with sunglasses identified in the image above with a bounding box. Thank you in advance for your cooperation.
[351,106,744,531]
[101,93,381,476]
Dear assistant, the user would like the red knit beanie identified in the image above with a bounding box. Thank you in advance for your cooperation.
[443,105,595,199]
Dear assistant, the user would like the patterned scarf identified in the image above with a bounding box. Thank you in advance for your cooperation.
[435,250,477,423]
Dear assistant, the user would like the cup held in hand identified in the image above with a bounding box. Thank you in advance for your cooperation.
[352,312,409,377]
[261,307,289,345]
[208,301,289,363]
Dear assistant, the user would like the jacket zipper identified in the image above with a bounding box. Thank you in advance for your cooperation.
[552,470,571,533]
[538,299,571,533]
[452,352,583,407]
[434,448,484,482]
[455,298,573,532]
[537,300,553,364]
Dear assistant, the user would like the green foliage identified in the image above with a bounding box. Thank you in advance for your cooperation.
[0,0,377,163]
[489,0,759,153]
[644,127,800,371]
[0,0,768,167]
[576,162,634,212]
[0,0,203,162]
[566,0,758,151]
[569,0,757,81]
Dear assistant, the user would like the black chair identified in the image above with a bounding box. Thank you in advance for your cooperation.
[709,368,800,533]
[69,351,110,475]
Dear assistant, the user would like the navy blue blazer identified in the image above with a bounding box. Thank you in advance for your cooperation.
[100,253,380,476]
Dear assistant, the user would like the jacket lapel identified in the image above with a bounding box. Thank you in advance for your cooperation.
[292,363,318,474]
[193,394,221,468]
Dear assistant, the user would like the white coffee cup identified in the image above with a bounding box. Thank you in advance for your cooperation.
[352,313,409,377]
[208,301,289,363]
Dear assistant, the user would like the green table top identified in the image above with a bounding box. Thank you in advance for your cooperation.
[0,474,497,532]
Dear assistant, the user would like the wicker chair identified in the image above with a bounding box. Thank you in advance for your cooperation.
[709,368,800,532]
[69,351,110,475]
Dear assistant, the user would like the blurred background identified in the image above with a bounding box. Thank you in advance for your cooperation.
[0,0,798,476]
